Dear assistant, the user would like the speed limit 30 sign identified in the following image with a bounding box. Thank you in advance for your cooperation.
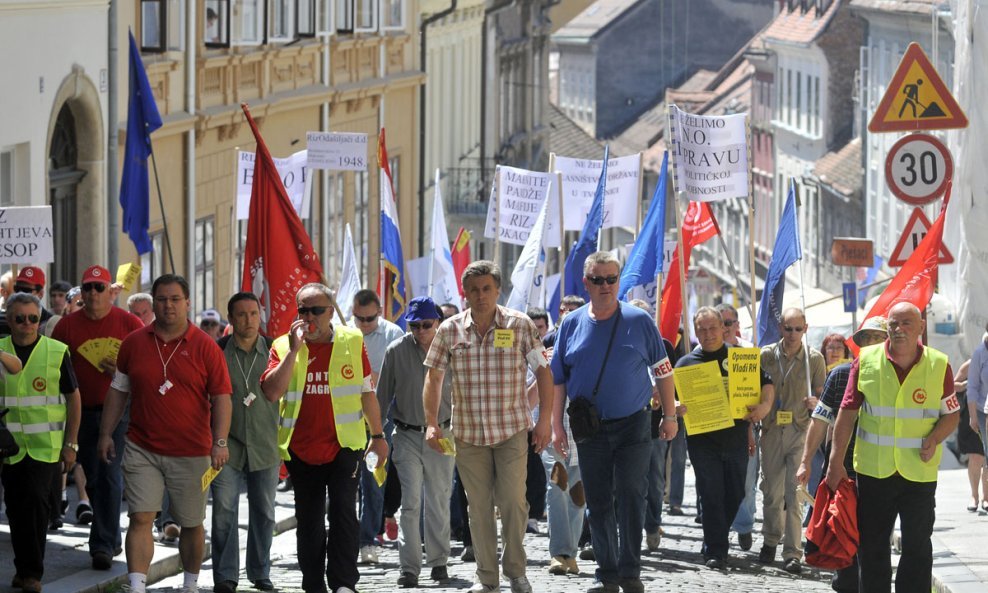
[884,133,953,205]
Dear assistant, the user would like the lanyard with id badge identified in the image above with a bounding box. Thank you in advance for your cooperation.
[154,336,181,395]
[773,345,798,426]
[235,347,259,406]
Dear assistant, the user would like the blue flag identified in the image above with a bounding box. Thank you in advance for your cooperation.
[119,31,162,256]
[756,181,802,346]
[619,151,668,302]
[563,145,610,301]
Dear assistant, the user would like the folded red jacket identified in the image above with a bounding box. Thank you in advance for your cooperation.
[805,478,859,569]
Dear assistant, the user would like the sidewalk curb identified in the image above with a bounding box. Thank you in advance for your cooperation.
[57,515,298,593]
[894,529,983,593]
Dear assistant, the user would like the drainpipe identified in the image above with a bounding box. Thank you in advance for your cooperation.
[185,0,197,305]
[417,0,458,255]
[107,0,118,270]
[479,0,514,201]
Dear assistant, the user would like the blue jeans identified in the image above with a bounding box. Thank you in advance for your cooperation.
[359,423,393,547]
[667,422,687,507]
[577,409,651,583]
[210,462,279,584]
[731,427,759,534]
[541,447,585,558]
[688,441,748,560]
[645,438,669,533]
[78,408,126,556]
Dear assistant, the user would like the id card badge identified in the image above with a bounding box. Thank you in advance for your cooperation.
[776,410,793,425]
[243,392,257,407]
[493,329,514,348]
[159,379,174,395]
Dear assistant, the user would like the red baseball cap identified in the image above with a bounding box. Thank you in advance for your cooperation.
[16,266,45,288]
[82,265,111,285]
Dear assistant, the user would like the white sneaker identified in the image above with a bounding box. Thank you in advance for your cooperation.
[359,545,379,564]
[526,518,540,534]
[509,576,532,593]
[646,530,661,551]
[467,583,499,592]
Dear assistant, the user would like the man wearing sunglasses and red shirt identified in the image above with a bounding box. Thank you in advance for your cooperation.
[51,265,144,571]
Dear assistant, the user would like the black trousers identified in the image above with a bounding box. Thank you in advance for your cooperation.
[286,448,362,593]
[2,456,61,580]
[856,473,936,593]
[525,437,546,520]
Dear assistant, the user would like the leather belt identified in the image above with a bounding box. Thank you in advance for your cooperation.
[395,419,451,433]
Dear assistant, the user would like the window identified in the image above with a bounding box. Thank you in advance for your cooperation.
[204,0,230,46]
[268,0,295,42]
[316,0,334,35]
[336,0,354,33]
[786,69,793,125]
[234,218,247,289]
[298,0,316,37]
[355,0,377,32]
[195,217,215,311]
[814,76,821,136]
[232,0,264,45]
[389,156,400,199]
[796,71,802,129]
[0,149,12,206]
[141,0,184,52]
[140,232,165,292]
[379,0,405,31]
[324,172,345,284]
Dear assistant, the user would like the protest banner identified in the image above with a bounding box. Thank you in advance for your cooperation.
[728,348,762,419]
[673,361,735,435]
[553,153,641,232]
[236,149,309,219]
[669,105,748,202]
[0,206,54,263]
[483,166,553,246]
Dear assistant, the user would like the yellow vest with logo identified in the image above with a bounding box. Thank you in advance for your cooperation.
[0,336,68,464]
[273,326,367,460]
[854,344,948,482]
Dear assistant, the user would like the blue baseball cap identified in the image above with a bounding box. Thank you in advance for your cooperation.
[405,297,442,322]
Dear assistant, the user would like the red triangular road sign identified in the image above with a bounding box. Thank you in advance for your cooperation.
[868,42,968,133]
[887,207,953,266]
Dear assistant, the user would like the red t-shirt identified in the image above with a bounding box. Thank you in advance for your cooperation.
[51,307,144,408]
[841,343,954,410]
[117,323,233,457]
[263,341,372,465]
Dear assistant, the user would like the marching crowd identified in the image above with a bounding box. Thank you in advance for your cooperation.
[0,252,966,593]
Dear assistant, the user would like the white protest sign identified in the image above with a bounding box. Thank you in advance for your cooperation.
[553,153,641,231]
[236,149,310,220]
[483,166,553,246]
[670,105,748,202]
[305,132,369,171]
[0,206,54,263]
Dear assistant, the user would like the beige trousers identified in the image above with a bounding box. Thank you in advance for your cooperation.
[759,424,806,560]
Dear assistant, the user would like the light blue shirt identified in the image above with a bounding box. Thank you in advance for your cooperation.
[967,339,988,411]
[350,317,405,374]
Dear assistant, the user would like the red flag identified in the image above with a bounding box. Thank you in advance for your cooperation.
[659,201,718,342]
[240,103,323,337]
[849,184,951,354]
[451,227,472,299]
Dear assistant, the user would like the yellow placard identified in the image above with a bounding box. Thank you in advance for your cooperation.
[438,437,456,456]
[116,262,143,292]
[201,466,222,492]
[728,348,762,419]
[776,410,793,426]
[373,463,387,487]
[77,339,105,370]
[104,337,122,362]
[493,329,514,348]
[673,361,735,436]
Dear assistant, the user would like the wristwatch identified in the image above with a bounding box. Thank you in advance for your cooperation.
[63,442,79,452]
[370,433,386,440]
[662,416,677,422]
[214,438,228,448]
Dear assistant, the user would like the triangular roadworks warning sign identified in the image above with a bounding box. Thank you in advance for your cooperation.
[868,42,968,133]
[887,207,954,267]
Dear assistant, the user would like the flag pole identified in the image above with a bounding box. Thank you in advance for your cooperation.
[746,116,758,344]
[667,105,691,346]
[148,149,176,273]
[427,168,440,297]
[493,168,501,264]
[792,178,813,401]
[556,171,565,284]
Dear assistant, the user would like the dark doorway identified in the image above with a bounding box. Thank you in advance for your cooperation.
[49,104,85,285]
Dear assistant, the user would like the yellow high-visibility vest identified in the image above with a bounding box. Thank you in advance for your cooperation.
[854,344,948,482]
[1,336,68,464]
[273,326,367,460]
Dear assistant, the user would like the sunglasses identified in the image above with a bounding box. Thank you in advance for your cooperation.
[14,285,38,294]
[408,321,435,331]
[782,325,805,333]
[723,319,736,327]
[586,275,619,286]
[82,282,107,293]
[353,313,378,323]
[13,314,40,325]
[298,306,329,316]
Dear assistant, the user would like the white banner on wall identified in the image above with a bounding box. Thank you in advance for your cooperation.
[305,132,369,171]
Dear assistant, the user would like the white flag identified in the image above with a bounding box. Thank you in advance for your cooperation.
[428,170,460,305]
[337,223,361,320]
[506,181,552,313]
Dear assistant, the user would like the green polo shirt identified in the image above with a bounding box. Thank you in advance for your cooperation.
[222,334,280,472]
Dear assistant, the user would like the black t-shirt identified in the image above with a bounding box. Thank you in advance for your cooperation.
[12,336,78,394]
[675,343,771,451]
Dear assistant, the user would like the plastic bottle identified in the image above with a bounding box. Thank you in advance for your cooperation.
[365,451,378,471]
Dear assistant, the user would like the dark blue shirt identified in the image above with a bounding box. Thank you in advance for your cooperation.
[551,302,669,420]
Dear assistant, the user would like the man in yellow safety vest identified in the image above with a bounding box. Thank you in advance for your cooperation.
[826,302,961,593]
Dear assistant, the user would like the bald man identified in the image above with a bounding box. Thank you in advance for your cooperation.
[826,303,959,593]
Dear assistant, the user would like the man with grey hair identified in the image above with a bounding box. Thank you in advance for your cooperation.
[127,293,154,327]
[424,261,553,593]
[551,251,677,592]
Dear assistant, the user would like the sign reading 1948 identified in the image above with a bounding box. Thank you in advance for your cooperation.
[884,133,953,206]
[305,132,369,171]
